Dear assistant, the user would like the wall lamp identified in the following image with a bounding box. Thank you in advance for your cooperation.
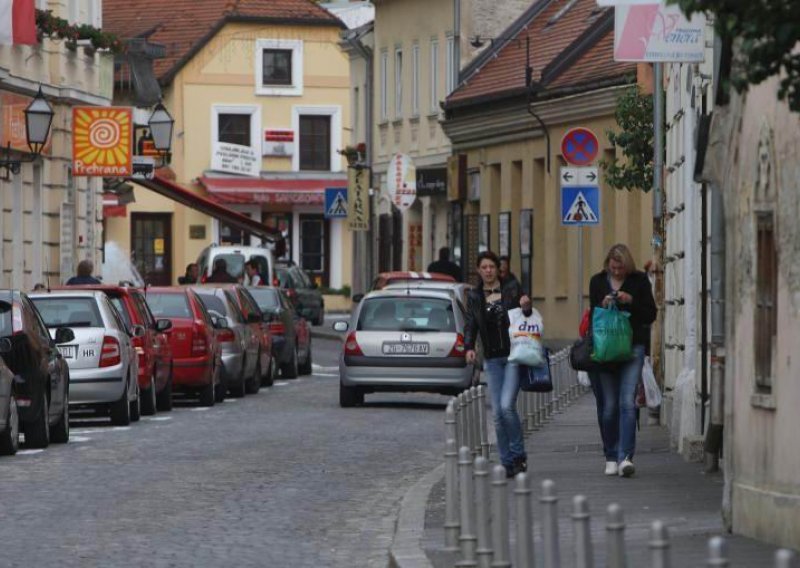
[148,101,175,166]
[0,87,54,180]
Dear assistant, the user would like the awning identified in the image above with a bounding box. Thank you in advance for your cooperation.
[132,174,283,244]
[200,174,347,205]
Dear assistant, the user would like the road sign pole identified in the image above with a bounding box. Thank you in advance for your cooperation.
[577,226,584,319]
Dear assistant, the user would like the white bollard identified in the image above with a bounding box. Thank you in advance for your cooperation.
[514,473,535,568]
[457,446,477,567]
[775,549,798,568]
[444,438,460,552]
[470,386,481,456]
[490,465,511,568]
[649,520,671,568]
[572,495,593,568]
[474,456,493,568]
[606,503,627,568]
[446,398,458,446]
[477,386,490,459]
[540,480,560,568]
[706,536,728,567]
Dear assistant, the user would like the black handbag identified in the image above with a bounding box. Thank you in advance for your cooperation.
[519,348,553,392]
[569,334,601,372]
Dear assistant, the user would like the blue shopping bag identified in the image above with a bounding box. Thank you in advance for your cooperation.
[519,348,553,393]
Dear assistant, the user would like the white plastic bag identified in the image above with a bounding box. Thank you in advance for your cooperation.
[507,307,544,367]
[642,356,662,409]
[578,371,591,387]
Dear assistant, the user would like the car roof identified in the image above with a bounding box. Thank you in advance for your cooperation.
[383,281,470,290]
[363,289,455,301]
[29,290,107,299]
[146,286,189,294]
[54,284,137,294]
[206,246,273,255]
[377,271,455,282]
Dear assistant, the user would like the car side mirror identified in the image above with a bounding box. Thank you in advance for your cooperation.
[352,294,364,303]
[332,321,349,332]
[156,319,172,332]
[0,337,12,354]
[131,324,147,338]
[247,313,261,324]
[213,317,229,330]
[54,327,75,344]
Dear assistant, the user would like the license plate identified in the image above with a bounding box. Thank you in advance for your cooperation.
[58,345,78,359]
[382,342,429,355]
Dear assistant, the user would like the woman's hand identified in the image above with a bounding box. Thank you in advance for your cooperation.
[520,294,532,310]
[466,350,477,364]
[616,291,632,304]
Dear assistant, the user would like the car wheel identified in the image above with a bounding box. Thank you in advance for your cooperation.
[298,344,312,376]
[130,384,141,423]
[140,374,157,416]
[50,389,70,444]
[339,382,363,408]
[0,395,20,455]
[230,368,246,398]
[245,358,261,395]
[261,358,275,388]
[156,369,173,412]
[282,348,299,379]
[199,380,216,407]
[25,390,50,448]
[110,379,132,426]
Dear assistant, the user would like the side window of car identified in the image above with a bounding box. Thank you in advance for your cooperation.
[105,298,127,333]
[23,296,51,344]
[238,289,260,318]
[193,293,213,325]
[224,291,246,323]
[133,293,156,328]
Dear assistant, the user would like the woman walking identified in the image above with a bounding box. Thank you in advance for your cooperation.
[464,251,533,478]
[588,244,656,477]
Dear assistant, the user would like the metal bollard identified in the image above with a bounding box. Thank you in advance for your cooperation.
[775,549,798,568]
[514,473,535,568]
[458,392,468,451]
[490,465,512,568]
[540,479,560,568]
[477,386,490,459]
[444,438,461,551]
[706,536,728,567]
[649,520,671,568]
[470,386,481,456]
[465,389,475,455]
[552,359,561,413]
[526,390,537,433]
[474,457,493,568]
[606,503,627,568]
[572,495,593,568]
[457,446,478,567]
[446,399,458,447]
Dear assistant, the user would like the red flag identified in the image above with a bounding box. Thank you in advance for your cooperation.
[0,0,38,45]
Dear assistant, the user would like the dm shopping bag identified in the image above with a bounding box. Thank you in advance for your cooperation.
[519,348,553,393]
[507,307,545,367]
[591,304,633,363]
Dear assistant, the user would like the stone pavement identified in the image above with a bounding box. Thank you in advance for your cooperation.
[416,395,787,567]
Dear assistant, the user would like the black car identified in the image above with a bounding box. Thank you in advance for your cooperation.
[0,291,73,448]
[274,263,324,326]
[0,354,18,455]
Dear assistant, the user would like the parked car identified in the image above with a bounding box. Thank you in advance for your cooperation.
[196,244,275,286]
[68,285,173,415]
[247,287,312,378]
[274,262,324,325]
[353,271,457,302]
[192,286,260,397]
[144,287,225,406]
[334,289,476,407]
[221,285,274,389]
[382,280,473,306]
[0,354,18,455]
[0,291,72,448]
[30,290,140,426]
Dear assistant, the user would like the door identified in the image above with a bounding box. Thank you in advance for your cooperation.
[299,214,329,287]
[131,213,173,286]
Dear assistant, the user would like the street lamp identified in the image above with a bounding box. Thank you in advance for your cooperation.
[0,86,54,178]
[147,102,174,164]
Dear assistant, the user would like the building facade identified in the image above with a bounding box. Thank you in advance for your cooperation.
[0,0,112,288]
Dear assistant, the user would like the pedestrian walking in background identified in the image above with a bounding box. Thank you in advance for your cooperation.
[178,263,199,285]
[464,250,532,478]
[205,258,237,283]
[498,256,518,286]
[588,243,656,478]
[66,260,101,285]
[427,247,462,282]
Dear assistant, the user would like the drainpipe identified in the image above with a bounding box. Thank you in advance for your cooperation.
[453,0,461,89]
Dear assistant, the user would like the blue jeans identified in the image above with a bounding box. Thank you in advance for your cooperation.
[589,344,645,462]
[484,357,526,469]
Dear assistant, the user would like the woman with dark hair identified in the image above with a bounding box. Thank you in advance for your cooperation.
[588,243,657,478]
[464,250,533,478]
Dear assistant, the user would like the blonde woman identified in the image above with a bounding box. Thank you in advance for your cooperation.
[588,244,656,478]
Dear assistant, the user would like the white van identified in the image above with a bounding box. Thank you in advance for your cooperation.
[196,245,275,285]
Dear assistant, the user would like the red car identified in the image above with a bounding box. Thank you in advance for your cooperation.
[68,285,173,414]
[144,287,224,406]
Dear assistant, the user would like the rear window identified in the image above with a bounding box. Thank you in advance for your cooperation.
[358,297,456,332]
[195,292,227,318]
[212,253,245,279]
[147,293,192,319]
[248,287,280,311]
[31,297,104,327]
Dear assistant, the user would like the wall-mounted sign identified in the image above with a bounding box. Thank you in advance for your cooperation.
[131,156,155,180]
[324,187,348,219]
[348,167,369,231]
[189,225,206,239]
[211,142,260,177]
[263,129,295,156]
[446,154,466,201]
[73,107,132,177]
[416,167,447,197]
[614,3,706,63]
[387,153,416,211]
[1,93,52,154]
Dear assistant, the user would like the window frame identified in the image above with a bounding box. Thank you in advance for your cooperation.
[291,105,342,172]
[429,38,440,113]
[255,39,304,96]
[445,34,455,95]
[380,49,389,121]
[754,211,778,393]
[394,47,403,119]
[298,114,332,171]
[411,43,420,117]
[211,104,261,153]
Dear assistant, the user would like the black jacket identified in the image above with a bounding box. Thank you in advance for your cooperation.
[589,270,656,348]
[426,259,462,283]
[464,278,523,359]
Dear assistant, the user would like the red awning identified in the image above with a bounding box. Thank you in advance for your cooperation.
[199,175,347,205]
[131,174,283,244]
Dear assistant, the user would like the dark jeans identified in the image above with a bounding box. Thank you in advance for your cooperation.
[589,344,646,462]
[484,356,526,469]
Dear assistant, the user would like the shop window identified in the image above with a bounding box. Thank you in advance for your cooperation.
[754,212,778,393]
[299,115,331,171]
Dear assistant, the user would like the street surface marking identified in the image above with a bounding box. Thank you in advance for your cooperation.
[190,407,210,412]
[111,427,132,431]
[17,449,45,455]
[315,373,339,377]
[222,399,238,403]
[312,364,338,373]
[144,416,172,421]
[274,382,289,386]
[71,436,91,443]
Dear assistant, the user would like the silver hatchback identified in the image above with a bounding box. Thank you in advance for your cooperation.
[335,290,476,407]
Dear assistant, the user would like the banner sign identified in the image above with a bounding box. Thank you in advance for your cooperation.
[73,107,132,176]
[347,167,369,231]
[387,153,416,211]
[263,129,294,156]
[614,3,706,62]
[211,141,260,177]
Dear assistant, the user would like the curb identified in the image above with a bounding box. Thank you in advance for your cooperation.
[388,463,445,568]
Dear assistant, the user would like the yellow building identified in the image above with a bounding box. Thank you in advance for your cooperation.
[103,0,353,288]
[442,0,653,341]
[0,1,112,288]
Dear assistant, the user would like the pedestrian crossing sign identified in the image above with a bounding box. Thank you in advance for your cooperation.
[324,187,348,219]
[561,186,600,226]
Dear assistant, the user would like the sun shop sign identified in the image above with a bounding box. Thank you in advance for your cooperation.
[72,107,133,176]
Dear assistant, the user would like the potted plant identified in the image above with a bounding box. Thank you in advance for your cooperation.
[337,142,366,166]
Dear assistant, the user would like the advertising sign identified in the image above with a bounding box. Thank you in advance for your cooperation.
[211,142,260,177]
[614,3,706,62]
[387,153,416,211]
[1,92,51,154]
[416,167,447,197]
[73,107,132,176]
[347,167,369,231]
[263,129,295,156]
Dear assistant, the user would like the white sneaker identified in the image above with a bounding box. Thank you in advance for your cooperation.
[604,461,618,476]
[619,458,635,478]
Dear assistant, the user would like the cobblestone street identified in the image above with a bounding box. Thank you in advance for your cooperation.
[0,338,446,567]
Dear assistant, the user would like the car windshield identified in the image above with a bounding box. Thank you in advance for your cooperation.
[358,297,456,332]
[214,253,245,279]
[195,292,227,318]
[247,287,280,311]
[31,297,104,327]
[146,293,192,318]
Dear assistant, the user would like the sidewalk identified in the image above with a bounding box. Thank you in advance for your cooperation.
[417,395,783,567]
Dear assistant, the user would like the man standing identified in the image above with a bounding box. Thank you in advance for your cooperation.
[66,260,102,285]
[206,258,237,283]
[427,247,462,282]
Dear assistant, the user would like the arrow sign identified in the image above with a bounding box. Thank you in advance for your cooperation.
[577,167,599,185]
[560,167,577,186]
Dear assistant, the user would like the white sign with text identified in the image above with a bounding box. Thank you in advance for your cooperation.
[211,142,260,177]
